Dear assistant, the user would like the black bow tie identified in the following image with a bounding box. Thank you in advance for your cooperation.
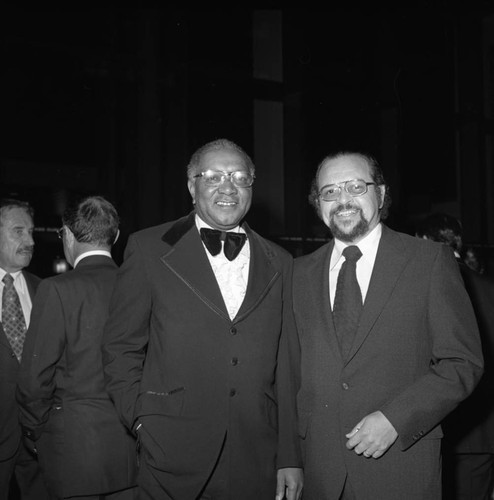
[200,228,247,261]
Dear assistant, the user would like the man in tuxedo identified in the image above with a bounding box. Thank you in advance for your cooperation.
[293,152,483,499]
[16,196,137,499]
[417,212,494,499]
[0,198,49,500]
[102,138,303,500]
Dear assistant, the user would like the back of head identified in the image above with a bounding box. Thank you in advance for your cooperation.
[416,212,463,253]
[62,196,119,247]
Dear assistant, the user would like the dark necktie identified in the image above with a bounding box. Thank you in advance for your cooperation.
[200,228,247,261]
[333,245,363,359]
[2,273,27,361]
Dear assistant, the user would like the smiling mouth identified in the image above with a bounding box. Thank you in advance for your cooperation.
[335,207,359,217]
[216,200,237,207]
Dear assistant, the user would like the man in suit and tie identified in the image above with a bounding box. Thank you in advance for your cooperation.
[0,198,49,500]
[16,196,137,499]
[101,138,303,500]
[416,212,494,499]
[293,152,483,499]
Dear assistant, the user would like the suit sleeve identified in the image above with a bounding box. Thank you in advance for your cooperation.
[102,234,151,432]
[16,280,66,440]
[381,245,484,450]
[275,252,303,469]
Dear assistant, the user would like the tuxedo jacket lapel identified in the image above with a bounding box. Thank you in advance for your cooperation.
[161,214,229,320]
[346,226,411,363]
[160,214,281,323]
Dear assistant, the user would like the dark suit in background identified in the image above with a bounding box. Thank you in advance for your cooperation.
[417,212,494,499]
[0,199,49,500]
[17,196,136,499]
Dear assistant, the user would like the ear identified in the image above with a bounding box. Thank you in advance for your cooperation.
[187,178,196,205]
[64,226,76,246]
[377,185,386,209]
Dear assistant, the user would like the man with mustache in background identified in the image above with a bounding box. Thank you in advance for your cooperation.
[293,152,483,499]
[0,199,49,499]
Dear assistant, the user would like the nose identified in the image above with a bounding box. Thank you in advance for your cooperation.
[218,177,238,194]
[336,186,352,204]
[25,231,35,246]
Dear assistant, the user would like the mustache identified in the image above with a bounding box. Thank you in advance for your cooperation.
[331,202,361,215]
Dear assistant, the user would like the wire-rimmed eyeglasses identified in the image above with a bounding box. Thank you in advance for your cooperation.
[193,170,255,188]
[57,227,64,240]
[318,179,376,202]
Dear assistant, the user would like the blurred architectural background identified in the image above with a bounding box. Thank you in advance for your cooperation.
[2,6,494,276]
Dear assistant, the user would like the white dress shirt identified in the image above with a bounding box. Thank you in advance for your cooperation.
[196,215,250,320]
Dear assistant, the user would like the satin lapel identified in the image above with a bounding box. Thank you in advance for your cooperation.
[234,230,278,322]
[160,224,230,321]
[345,227,411,363]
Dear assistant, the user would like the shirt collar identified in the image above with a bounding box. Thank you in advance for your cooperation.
[74,250,112,268]
[331,223,382,270]
[0,268,26,293]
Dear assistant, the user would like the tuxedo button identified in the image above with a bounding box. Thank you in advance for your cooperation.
[342,383,349,390]
[230,327,237,335]
[229,388,237,397]
[231,357,238,366]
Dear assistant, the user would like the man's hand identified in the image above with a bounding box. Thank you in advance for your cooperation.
[345,411,398,459]
[276,467,303,500]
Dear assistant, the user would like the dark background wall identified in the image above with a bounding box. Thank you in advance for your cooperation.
[2,6,494,277]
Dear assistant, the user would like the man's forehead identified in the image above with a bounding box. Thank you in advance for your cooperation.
[0,207,33,226]
[320,155,371,181]
[201,149,247,170]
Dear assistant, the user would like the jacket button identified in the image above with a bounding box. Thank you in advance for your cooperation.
[230,327,237,335]
[231,357,238,366]
[230,388,237,397]
[342,383,349,390]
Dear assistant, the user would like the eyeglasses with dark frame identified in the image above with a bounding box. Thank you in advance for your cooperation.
[57,227,64,240]
[318,179,376,202]
[193,170,255,188]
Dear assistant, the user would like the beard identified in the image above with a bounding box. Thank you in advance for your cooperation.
[328,202,370,243]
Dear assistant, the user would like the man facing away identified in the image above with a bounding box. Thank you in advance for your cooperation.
[102,138,303,500]
[417,212,494,500]
[0,198,49,500]
[16,195,137,499]
[293,152,483,499]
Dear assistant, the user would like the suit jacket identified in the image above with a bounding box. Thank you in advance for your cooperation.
[294,225,483,500]
[0,270,40,462]
[102,213,301,500]
[442,261,494,453]
[16,255,137,497]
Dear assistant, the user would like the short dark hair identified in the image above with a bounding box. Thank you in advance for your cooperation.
[415,213,463,253]
[62,196,119,246]
[0,198,34,225]
[308,151,392,220]
[186,138,255,179]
